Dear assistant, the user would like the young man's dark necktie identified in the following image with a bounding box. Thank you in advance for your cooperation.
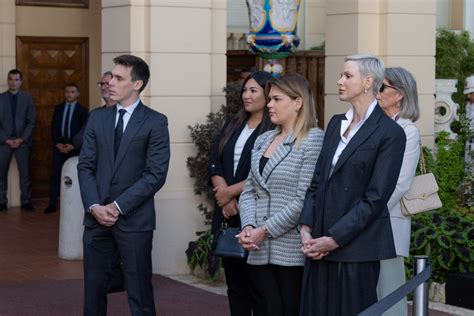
[114,109,126,158]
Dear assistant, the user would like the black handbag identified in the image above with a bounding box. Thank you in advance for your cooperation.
[212,223,248,259]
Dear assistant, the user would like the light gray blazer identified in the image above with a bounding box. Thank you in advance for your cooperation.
[387,118,420,257]
[239,127,324,266]
[0,90,35,146]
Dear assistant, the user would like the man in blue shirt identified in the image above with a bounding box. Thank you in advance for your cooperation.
[45,83,88,213]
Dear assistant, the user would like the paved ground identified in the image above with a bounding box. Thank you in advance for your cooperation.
[0,201,472,315]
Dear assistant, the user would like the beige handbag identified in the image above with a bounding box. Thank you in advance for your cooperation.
[400,141,442,216]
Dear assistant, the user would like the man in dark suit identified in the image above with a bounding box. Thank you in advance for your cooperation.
[78,55,170,315]
[72,71,116,151]
[44,83,88,213]
[0,69,36,212]
[71,72,124,294]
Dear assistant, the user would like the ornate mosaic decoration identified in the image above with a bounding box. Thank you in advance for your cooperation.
[246,0,301,76]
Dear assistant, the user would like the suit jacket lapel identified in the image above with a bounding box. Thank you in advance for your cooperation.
[257,129,296,184]
[234,122,260,177]
[330,105,383,177]
[3,94,12,131]
[322,117,343,181]
[262,131,295,183]
[113,102,145,173]
[103,106,116,168]
[250,130,275,192]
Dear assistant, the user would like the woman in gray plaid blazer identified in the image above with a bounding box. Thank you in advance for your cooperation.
[238,74,324,316]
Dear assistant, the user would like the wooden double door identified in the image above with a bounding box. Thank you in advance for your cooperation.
[16,36,89,199]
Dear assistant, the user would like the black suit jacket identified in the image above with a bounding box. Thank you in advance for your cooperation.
[209,118,264,232]
[77,102,170,232]
[51,102,88,150]
[72,105,110,152]
[0,90,35,146]
[299,105,406,262]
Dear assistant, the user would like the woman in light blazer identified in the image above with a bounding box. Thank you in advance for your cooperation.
[376,67,421,316]
[238,74,324,316]
[299,54,406,316]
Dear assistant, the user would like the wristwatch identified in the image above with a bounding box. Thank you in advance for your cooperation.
[262,225,272,239]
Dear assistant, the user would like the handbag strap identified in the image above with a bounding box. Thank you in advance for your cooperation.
[418,139,426,174]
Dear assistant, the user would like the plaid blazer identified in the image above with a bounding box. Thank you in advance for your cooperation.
[239,127,324,266]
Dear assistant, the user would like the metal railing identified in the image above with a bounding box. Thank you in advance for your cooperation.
[358,256,432,316]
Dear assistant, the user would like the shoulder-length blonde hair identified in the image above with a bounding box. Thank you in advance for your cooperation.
[266,74,318,145]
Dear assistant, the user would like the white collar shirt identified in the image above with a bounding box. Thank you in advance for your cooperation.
[115,99,140,132]
[330,100,378,173]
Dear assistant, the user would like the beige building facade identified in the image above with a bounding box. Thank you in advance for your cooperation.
[0,0,471,274]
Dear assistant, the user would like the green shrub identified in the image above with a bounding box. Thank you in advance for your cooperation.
[185,81,243,279]
[408,211,473,283]
[186,81,243,224]
[433,132,466,210]
[436,28,474,118]
[408,29,474,284]
[407,133,474,283]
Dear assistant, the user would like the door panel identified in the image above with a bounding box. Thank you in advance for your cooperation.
[16,36,89,199]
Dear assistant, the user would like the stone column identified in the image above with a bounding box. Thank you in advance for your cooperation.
[0,0,15,92]
[210,0,227,112]
[302,0,326,49]
[101,0,226,274]
[465,0,474,37]
[0,0,21,207]
[325,0,436,147]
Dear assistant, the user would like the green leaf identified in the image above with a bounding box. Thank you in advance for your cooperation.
[463,226,474,241]
[412,229,429,249]
[425,227,437,239]
[438,250,455,270]
[454,245,471,262]
[436,235,452,249]
[451,232,466,244]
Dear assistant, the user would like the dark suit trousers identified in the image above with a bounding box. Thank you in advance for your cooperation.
[0,144,31,205]
[249,264,303,316]
[48,148,73,205]
[222,257,253,316]
[83,226,155,316]
[299,260,380,316]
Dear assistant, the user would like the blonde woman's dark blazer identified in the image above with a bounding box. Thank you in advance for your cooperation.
[300,105,406,262]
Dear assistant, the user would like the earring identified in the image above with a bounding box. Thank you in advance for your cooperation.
[364,89,368,93]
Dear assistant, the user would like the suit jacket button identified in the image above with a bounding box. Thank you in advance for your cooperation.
[344,187,348,191]
[211,164,215,167]
[263,216,267,221]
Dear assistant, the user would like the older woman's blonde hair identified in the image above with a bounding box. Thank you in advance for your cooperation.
[266,74,318,145]
[345,53,385,96]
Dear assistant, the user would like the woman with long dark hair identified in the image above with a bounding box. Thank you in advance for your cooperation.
[209,71,273,316]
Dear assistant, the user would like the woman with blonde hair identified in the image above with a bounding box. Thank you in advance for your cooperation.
[299,54,406,315]
[238,74,324,316]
